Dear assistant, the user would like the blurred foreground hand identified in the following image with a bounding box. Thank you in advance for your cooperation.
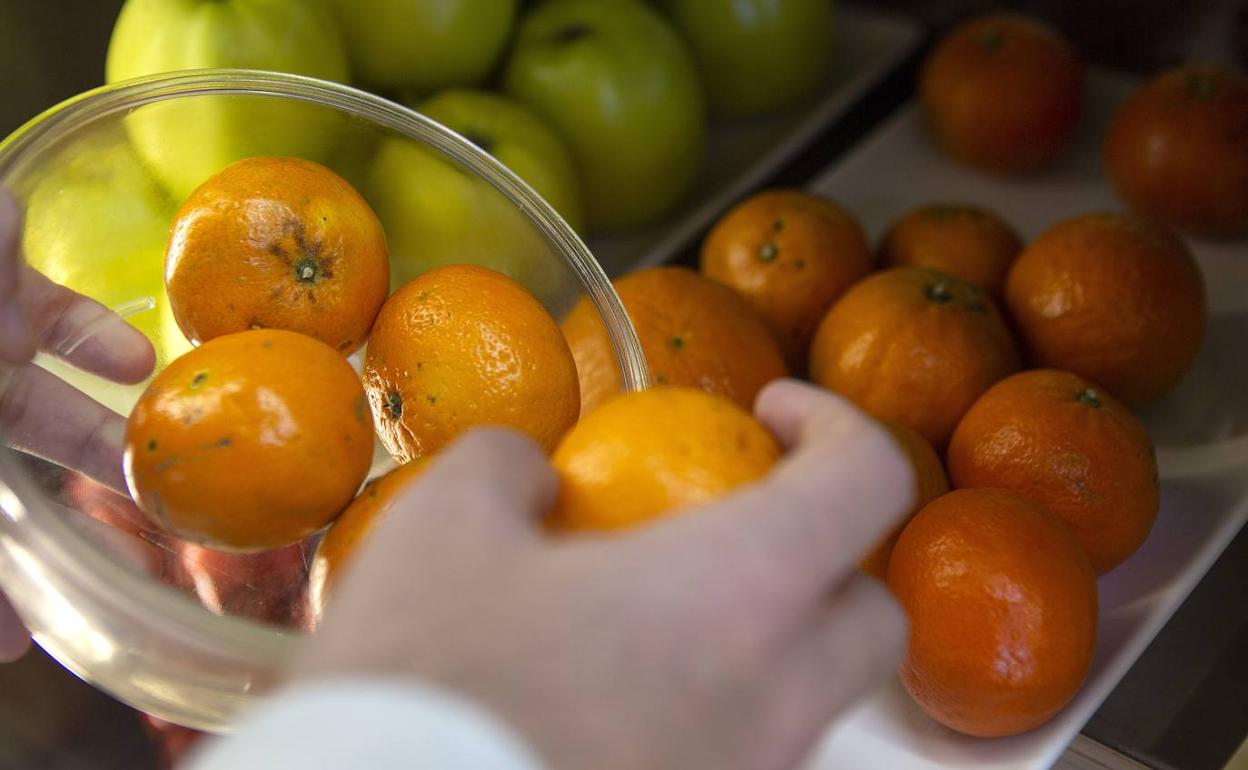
[296,379,912,770]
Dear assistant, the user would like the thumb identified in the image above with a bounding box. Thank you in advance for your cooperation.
[376,427,557,548]
[302,428,556,676]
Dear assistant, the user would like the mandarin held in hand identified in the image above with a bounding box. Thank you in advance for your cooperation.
[920,13,1083,173]
[310,460,427,616]
[809,266,1020,448]
[364,264,580,462]
[548,387,780,532]
[1105,65,1248,236]
[165,156,389,355]
[878,203,1022,296]
[888,487,1097,737]
[1005,212,1205,406]
[562,266,787,414]
[124,329,375,551]
[948,368,1158,574]
[700,189,874,371]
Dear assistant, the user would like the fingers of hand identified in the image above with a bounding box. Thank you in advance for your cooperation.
[0,365,129,494]
[0,192,34,366]
[0,591,31,663]
[300,429,555,679]
[23,269,156,384]
[754,379,829,449]
[376,427,557,547]
[778,575,908,733]
[681,384,914,613]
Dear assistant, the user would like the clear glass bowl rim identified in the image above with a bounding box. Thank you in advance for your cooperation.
[0,68,650,713]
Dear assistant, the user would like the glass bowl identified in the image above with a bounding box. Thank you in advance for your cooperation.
[0,69,648,731]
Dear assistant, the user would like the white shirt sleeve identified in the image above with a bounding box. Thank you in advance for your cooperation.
[186,678,546,770]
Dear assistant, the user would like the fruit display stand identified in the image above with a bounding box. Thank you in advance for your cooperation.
[658,65,1248,770]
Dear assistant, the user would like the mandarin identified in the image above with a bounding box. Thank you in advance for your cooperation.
[858,421,949,579]
[948,369,1158,574]
[310,460,427,615]
[124,329,374,551]
[562,266,787,414]
[548,388,780,532]
[808,267,1019,448]
[1106,66,1248,236]
[1005,213,1205,406]
[165,156,389,355]
[888,488,1097,737]
[920,14,1082,173]
[700,190,874,371]
[878,203,1022,296]
[364,264,579,462]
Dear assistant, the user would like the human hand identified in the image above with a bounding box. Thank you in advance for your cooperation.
[300,380,913,770]
[0,189,158,661]
[0,189,156,493]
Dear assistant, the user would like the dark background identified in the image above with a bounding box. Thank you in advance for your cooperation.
[4,0,1248,137]
[0,2,1245,769]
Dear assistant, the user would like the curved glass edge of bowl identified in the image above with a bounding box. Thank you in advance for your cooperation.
[0,64,653,466]
[0,438,293,730]
[0,68,650,726]
[0,67,649,393]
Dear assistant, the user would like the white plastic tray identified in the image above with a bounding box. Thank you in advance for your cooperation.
[800,68,1248,770]
[585,5,921,276]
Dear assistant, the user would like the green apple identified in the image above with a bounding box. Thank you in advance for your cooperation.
[106,0,350,199]
[22,125,192,414]
[415,89,584,232]
[329,0,517,93]
[656,0,835,115]
[364,135,574,308]
[503,0,706,232]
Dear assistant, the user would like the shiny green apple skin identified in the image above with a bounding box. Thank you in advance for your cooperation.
[105,0,350,199]
[329,0,517,93]
[503,0,706,232]
[415,89,584,232]
[657,0,835,116]
[364,136,572,306]
[22,127,192,414]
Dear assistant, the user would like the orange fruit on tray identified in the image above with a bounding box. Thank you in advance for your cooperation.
[858,421,949,579]
[887,487,1097,737]
[562,266,787,414]
[364,264,580,462]
[548,387,780,532]
[878,203,1022,296]
[920,13,1083,173]
[809,266,1020,448]
[1106,65,1248,236]
[949,369,1158,574]
[165,156,389,355]
[124,329,374,551]
[700,189,874,371]
[1005,212,1206,406]
[310,460,427,615]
